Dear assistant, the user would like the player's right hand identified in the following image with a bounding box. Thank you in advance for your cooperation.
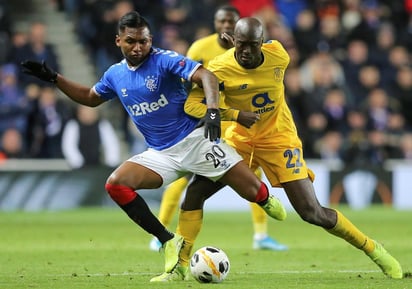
[21,60,58,83]
[237,111,260,128]
[221,32,235,47]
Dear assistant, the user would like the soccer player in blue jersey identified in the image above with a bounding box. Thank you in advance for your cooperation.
[21,11,287,281]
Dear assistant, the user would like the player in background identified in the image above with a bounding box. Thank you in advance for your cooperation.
[153,17,403,281]
[149,4,288,253]
[21,12,287,281]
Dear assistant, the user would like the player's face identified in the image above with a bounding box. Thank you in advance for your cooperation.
[214,10,239,37]
[116,26,152,66]
[234,33,263,69]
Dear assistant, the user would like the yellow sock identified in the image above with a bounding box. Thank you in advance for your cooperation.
[176,209,203,267]
[158,177,189,227]
[326,209,375,254]
[250,202,267,237]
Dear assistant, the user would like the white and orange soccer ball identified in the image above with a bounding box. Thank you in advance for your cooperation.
[190,246,230,283]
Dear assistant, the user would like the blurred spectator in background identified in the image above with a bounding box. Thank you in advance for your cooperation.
[300,52,348,108]
[340,39,369,100]
[362,88,403,160]
[292,9,320,63]
[0,128,26,160]
[284,66,308,135]
[62,105,121,169]
[9,29,28,52]
[369,22,396,88]
[389,65,412,130]
[299,51,351,154]
[363,88,400,132]
[9,21,60,87]
[93,0,134,76]
[342,108,371,166]
[347,0,382,46]
[322,87,350,132]
[0,64,32,140]
[315,130,345,168]
[352,64,381,106]
[27,86,71,158]
[340,0,362,35]
[0,0,13,64]
[317,13,346,58]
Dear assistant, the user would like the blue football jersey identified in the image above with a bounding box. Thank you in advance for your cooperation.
[93,47,201,150]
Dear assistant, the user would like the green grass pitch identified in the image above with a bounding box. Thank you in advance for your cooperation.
[0,206,411,289]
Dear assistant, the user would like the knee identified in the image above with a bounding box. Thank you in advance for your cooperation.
[106,171,122,186]
[105,183,136,205]
[297,206,328,226]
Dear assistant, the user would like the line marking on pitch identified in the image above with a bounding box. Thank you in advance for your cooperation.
[43,270,381,278]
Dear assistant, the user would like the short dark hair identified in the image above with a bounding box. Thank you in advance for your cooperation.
[118,11,151,33]
[216,5,240,17]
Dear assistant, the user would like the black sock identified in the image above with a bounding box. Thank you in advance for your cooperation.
[121,194,173,244]
[257,196,269,206]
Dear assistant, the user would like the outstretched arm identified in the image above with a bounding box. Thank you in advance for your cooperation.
[54,74,105,107]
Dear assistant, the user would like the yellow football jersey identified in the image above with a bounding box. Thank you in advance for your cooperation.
[207,40,300,147]
[186,33,229,67]
[186,33,240,128]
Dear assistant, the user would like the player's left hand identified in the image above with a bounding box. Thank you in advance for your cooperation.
[199,108,221,142]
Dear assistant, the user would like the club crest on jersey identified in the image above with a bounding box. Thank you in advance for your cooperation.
[274,67,283,82]
[179,58,186,67]
[121,88,128,97]
[145,75,158,92]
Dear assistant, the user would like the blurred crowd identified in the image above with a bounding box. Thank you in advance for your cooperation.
[0,0,412,171]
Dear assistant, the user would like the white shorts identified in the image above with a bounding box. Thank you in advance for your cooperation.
[127,127,243,186]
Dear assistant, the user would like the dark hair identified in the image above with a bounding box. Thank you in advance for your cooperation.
[216,4,240,17]
[118,11,151,33]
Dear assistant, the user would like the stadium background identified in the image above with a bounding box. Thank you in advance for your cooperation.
[1,0,412,211]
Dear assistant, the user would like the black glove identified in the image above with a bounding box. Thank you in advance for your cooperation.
[198,108,221,142]
[21,60,58,83]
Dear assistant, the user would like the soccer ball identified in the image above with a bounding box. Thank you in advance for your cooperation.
[190,246,230,283]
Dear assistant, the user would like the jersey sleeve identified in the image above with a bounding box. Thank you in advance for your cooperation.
[184,85,207,118]
[184,84,239,121]
[264,40,290,69]
[157,49,201,81]
[93,65,119,100]
[220,103,239,121]
[186,40,202,63]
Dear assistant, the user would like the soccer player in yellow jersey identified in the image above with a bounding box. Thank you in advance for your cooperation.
[150,5,288,252]
[152,17,403,281]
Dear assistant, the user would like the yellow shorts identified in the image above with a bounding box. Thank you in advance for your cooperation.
[226,139,315,187]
